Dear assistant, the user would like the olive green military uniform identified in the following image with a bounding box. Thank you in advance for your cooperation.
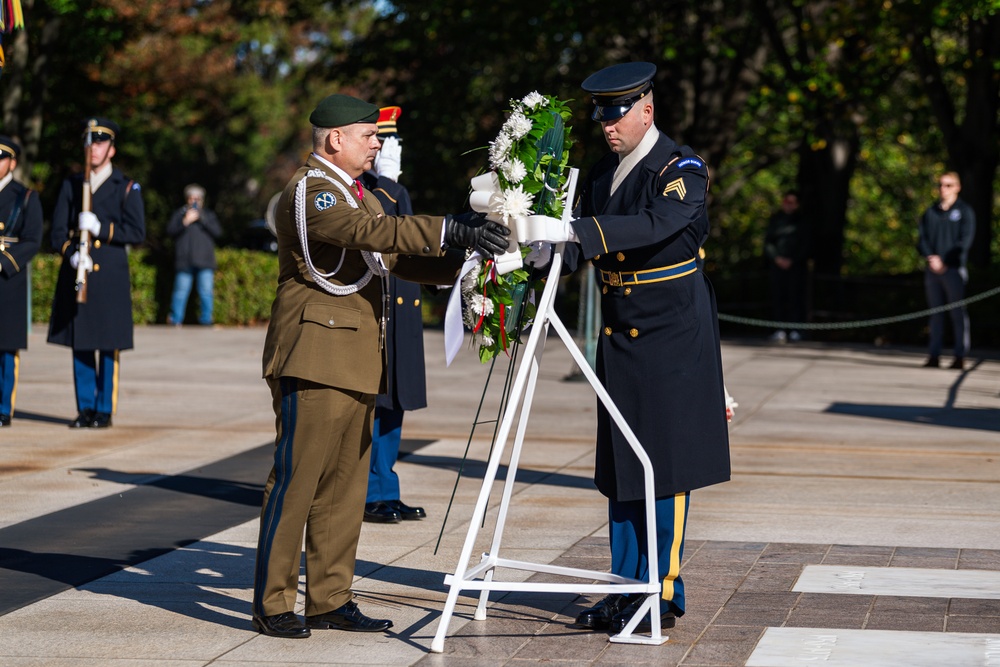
[253,154,461,619]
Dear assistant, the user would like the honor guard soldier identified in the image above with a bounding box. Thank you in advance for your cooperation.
[0,136,43,427]
[252,93,508,639]
[359,105,429,524]
[521,62,731,634]
[47,117,146,428]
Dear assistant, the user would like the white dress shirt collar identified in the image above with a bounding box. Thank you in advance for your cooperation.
[90,162,113,192]
[611,123,659,197]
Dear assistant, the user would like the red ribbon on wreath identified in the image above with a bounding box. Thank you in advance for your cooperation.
[469,260,510,355]
[471,260,494,334]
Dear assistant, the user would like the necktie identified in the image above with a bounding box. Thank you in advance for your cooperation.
[355,179,364,200]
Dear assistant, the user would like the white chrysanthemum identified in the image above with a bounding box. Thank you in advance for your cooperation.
[468,292,493,317]
[503,110,533,141]
[481,333,495,347]
[488,132,514,169]
[501,158,527,184]
[520,91,547,110]
[498,185,534,224]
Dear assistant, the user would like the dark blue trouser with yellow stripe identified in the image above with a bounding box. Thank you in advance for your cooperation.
[72,350,119,415]
[0,351,18,416]
[609,492,689,616]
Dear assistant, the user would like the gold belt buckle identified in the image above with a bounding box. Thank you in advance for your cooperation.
[607,271,621,287]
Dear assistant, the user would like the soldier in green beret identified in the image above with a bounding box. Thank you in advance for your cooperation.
[251,93,509,638]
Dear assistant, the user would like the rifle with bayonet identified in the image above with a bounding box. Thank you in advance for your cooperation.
[75,133,92,303]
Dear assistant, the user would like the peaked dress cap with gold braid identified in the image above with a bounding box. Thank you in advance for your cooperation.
[82,117,119,143]
[581,61,657,122]
[0,135,21,158]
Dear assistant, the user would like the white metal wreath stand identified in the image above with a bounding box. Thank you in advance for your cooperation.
[430,210,668,652]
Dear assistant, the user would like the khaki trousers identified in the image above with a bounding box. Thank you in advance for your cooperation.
[253,376,374,617]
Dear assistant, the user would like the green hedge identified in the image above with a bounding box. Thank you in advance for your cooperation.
[31,248,279,326]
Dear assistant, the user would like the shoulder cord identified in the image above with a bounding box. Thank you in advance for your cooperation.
[293,168,387,296]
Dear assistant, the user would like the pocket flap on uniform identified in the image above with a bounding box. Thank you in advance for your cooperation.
[301,302,361,330]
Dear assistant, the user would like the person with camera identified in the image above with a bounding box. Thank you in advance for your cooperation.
[166,184,222,326]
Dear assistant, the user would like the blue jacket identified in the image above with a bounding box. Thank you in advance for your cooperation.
[47,167,146,351]
[565,130,731,501]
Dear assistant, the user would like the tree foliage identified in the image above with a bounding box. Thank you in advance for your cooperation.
[0,0,995,290]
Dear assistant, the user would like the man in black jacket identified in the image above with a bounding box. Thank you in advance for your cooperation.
[917,171,975,369]
[764,190,810,342]
[167,184,223,326]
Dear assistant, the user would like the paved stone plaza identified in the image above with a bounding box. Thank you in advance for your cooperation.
[0,326,998,665]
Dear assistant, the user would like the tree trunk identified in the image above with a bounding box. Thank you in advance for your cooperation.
[798,121,859,280]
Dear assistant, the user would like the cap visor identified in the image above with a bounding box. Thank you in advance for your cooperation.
[592,103,634,122]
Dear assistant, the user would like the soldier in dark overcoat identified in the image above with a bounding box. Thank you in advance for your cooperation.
[0,137,43,427]
[359,105,429,524]
[523,62,731,635]
[47,118,146,428]
[251,93,509,639]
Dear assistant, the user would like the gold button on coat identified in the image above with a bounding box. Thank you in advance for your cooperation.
[602,286,608,294]
[413,299,420,307]
[93,264,100,271]
[94,240,102,248]
[604,327,612,336]
[629,328,639,338]
[397,297,404,305]
[616,252,625,261]
[594,254,601,260]
[624,287,632,296]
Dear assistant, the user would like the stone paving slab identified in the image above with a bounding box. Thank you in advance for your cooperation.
[0,326,998,665]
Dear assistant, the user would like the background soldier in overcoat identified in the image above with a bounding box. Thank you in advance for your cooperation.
[0,136,43,427]
[252,93,508,639]
[524,62,731,634]
[47,118,146,429]
[360,105,430,524]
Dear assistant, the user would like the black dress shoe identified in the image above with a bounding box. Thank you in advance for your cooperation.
[252,611,311,638]
[949,357,965,370]
[364,502,402,523]
[610,597,677,634]
[387,499,426,520]
[306,600,393,632]
[571,593,638,630]
[70,410,96,428]
[922,356,940,368]
[0,414,10,427]
[90,412,113,428]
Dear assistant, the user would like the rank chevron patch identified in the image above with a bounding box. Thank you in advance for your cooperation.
[662,177,687,199]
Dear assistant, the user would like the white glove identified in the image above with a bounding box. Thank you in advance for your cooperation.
[515,214,577,244]
[725,387,739,423]
[375,135,402,182]
[524,241,552,267]
[69,250,94,272]
[78,211,101,237]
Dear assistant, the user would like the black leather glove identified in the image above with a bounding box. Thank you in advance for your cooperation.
[444,212,511,258]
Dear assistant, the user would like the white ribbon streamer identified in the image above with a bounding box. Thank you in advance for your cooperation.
[444,252,484,366]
